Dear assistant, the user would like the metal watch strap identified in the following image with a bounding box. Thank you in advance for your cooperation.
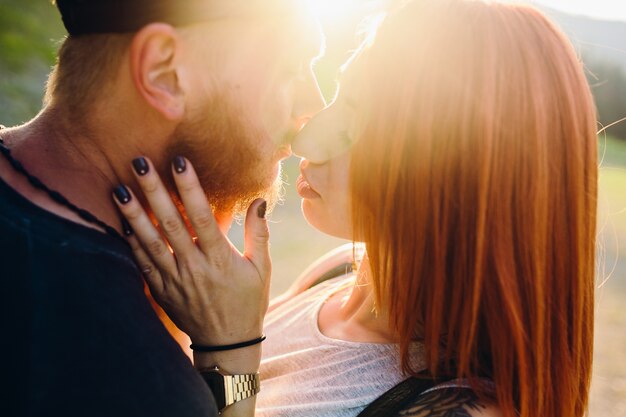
[200,366,260,413]
[224,373,261,406]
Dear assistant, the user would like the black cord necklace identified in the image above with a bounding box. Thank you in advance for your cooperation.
[0,136,125,242]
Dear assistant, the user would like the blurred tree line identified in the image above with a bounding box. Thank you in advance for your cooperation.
[584,55,626,139]
[1,0,626,141]
[0,0,63,124]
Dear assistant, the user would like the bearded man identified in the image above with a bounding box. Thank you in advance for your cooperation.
[0,0,324,416]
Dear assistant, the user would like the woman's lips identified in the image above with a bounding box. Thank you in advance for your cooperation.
[296,174,321,199]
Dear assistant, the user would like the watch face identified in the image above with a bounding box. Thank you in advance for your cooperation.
[201,371,226,411]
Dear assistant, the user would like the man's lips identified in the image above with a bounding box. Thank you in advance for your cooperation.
[296,173,321,199]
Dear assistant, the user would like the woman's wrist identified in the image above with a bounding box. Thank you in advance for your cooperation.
[195,344,261,417]
[193,343,262,374]
[190,335,266,352]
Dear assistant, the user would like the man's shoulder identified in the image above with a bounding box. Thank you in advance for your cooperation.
[0,180,140,307]
[0,178,132,258]
[397,387,503,417]
[0,207,136,277]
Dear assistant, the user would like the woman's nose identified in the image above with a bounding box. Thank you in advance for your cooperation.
[291,117,326,163]
[292,103,355,164]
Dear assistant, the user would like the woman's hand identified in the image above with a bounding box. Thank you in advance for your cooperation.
[113,156,271,346]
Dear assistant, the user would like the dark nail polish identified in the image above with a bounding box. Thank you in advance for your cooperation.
[113,185,132,205]
[132,157,149,176]
[173,156,187,174]
[121,217,134,236]
[257,200,267,219]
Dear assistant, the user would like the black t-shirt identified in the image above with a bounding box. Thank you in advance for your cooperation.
[0,177,217,417]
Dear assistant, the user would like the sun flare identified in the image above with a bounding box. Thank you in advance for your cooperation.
[305,0,365,21]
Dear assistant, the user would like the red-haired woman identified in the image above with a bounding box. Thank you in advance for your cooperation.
[116,1,597,416]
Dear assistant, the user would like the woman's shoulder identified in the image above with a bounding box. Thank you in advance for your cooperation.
[396,387,503,417]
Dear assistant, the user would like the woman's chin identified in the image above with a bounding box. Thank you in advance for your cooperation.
[301,199,352,240]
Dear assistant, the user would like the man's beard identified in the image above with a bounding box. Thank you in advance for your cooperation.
[163,94,283,218]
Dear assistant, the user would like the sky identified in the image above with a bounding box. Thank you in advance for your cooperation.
[528,0,626,22]
[311,1,626,24]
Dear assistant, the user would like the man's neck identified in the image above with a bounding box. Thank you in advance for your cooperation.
[0,106,140,235]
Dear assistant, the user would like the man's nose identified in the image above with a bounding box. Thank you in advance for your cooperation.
[292,69,325,131]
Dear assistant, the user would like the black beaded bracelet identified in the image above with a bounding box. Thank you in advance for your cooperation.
[190,335,267,352]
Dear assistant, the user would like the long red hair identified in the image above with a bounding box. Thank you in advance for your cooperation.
[350,1,597,416]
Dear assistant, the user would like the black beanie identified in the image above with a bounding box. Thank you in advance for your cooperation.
[54,0,223,36]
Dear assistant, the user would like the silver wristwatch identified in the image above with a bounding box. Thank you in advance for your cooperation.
[199,366,260,413]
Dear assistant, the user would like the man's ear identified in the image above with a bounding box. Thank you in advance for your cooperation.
[129,23,185,120]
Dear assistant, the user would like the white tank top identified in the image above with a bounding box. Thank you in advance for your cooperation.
[257,275,427,417]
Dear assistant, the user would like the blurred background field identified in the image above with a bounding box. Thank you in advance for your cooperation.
[1,1,624,415]
[594,136,626,417]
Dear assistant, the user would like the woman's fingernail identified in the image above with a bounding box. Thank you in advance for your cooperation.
[257,200,267,219]
[113,185,132,205]
[173,156,187,174]
[121,217,134,236]
[132,157,149,176]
